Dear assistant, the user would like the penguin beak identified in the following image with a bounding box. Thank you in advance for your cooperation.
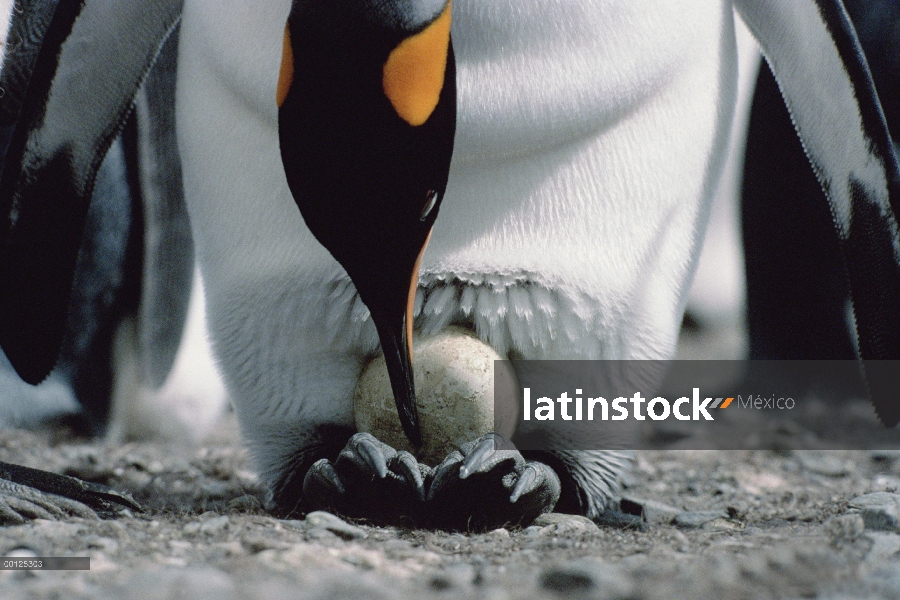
[276,1,456,448]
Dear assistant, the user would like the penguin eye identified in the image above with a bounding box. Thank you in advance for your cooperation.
[420,190,438,221]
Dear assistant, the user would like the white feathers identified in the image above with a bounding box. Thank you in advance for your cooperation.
[0,0,13,65]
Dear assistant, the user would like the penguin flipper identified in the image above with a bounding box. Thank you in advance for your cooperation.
[0,460,140,524]
[733,0,900,425]
[426,433,561,532]
[0,0,182,385]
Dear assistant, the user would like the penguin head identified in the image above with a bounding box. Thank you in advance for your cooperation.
[277,0,456,447]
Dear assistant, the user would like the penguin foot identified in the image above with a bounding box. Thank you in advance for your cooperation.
[426,433,561,532]
[0,461,141,525]
[302,433,429,526]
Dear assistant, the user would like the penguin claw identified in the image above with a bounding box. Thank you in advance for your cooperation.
[302,433,429,525]
[510,463,539,503]
[459,434,502,479]
[346,433,389,479]
[0,461,140,524]
[390,451,426,502]
[426,449,465,502]
[303,458,346,501]
[425,433,561,532]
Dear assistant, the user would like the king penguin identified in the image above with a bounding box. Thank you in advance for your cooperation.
[1,0,899,529]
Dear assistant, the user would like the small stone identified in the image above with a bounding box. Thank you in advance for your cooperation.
[592,510,647,531]
[487,527,510,538]
[795,452,850,477]
[183,521,202,535]
[674,510,729,529]
[826,513,866,547]
[304,511,367,540]
[306,527,339,541]
[701,518,742,531]
[199,515,230,535]
[532,513,599,532]
[848,493,900,532]
[522,526,543,537]
[621,495,681,525]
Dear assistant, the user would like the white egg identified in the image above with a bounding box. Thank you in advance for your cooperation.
[354,326,519,466]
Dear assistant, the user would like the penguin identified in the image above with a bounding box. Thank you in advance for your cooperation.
[742,0,900,368]
[0,1,225,521]
[1,0,899,530]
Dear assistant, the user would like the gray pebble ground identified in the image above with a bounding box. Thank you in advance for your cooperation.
[2,413,900,599]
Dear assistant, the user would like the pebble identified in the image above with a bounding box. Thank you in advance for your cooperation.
[701,518,742,532]
[304,511,367,540]
[183,521,202,535]
[826,514,865,547]
[532,513,599,533]
[621,495,681,525]
[306,527,339,542]
[199,515,230,535]
[795,453,851,477]
[674,510,729,529]
[847,492,900,532]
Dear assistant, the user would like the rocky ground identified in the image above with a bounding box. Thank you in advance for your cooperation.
[2,410,900,600]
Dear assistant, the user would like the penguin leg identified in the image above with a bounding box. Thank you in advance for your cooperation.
[301,433,429,526]
[426,433,560,532]
[0,461,140,524]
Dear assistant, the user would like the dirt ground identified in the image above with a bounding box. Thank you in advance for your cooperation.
[2,408,900,600]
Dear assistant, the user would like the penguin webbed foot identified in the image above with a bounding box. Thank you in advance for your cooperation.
[426,433,561,532]
[302,432,429,526]
[0,461,141,525]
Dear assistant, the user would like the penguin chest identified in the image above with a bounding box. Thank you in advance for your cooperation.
[418,0,739,358]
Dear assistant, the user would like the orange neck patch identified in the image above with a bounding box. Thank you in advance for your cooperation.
[382,3,452,126]
[277,26,294,107]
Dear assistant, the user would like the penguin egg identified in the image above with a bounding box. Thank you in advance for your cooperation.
[354,326,519,466]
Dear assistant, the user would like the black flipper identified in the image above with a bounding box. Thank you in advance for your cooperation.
[0,0,183,385]
[734,0,900,425]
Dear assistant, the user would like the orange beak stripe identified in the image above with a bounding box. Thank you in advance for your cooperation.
[382,3,452,126]
[406,228,433,361]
